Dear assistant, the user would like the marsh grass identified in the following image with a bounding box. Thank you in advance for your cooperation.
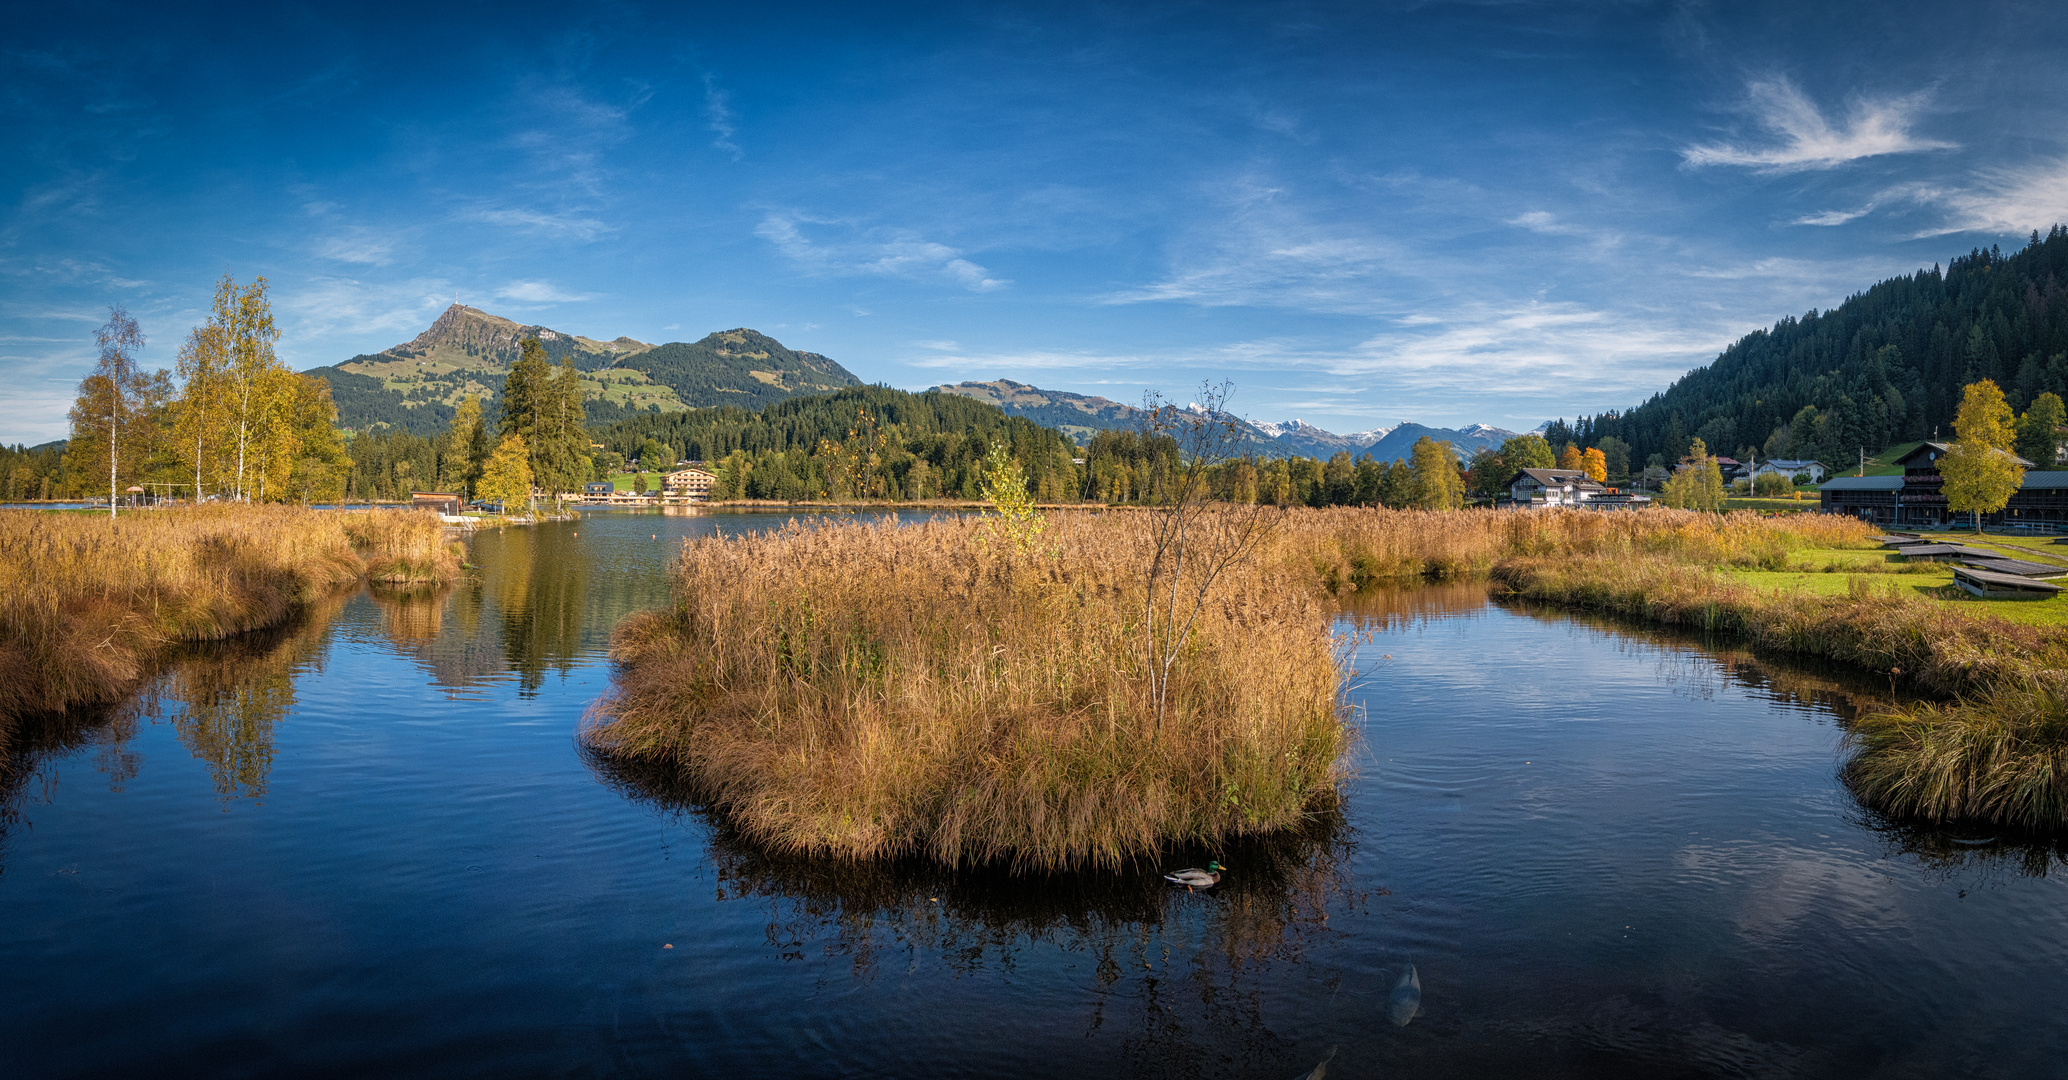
[0,505,461,721]
[585,511,1348,871]
[586,506,1912,868]
[1846,673,2068,829]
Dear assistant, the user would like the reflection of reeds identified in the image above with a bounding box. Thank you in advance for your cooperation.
[584,513,1348,871]
[0,505,461,721]
[1491,555,2065,697]
[585,746,1358,975]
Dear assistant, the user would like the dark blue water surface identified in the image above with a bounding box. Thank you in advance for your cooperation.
[5,508,2068,1078]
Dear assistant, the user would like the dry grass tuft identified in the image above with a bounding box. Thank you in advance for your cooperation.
[1846,673,2068,829]
[584,511,1348,872]
[0,505,461,721]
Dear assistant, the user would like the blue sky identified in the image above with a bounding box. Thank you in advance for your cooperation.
[6,1,2066,445]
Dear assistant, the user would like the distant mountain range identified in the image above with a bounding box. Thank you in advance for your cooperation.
[303,305,859,435]
[932,379,1536,461]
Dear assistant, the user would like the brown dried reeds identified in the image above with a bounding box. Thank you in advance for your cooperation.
[1845,673,2068,829]
[583,511,1348,871]
[0,505,462,720]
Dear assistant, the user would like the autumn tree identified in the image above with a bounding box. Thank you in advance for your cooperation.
[438,394,488,496]
[66,306,160,515]
[168,275,299,501]
[1557,443,1585,472]
[1581,446,1608,483]
[1662,437,1725,511]
[1941,379,2023,532]
[477,434,534,512]
[1409,436,1464,509]
[2016,391,2066,470]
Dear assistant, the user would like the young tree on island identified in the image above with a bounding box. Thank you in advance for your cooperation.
[477,434,533,513]
[2016,391,2067,469]
[1941,379,2023,532]
[1132,382,1279,732]
[66,306,156,515]
[1409,436,1464,509]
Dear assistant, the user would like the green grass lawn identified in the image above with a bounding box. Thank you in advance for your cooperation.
[1722,496,1817,512]
[1718,545,2068,625]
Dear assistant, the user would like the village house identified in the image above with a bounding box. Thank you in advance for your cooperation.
[1753,458,1825,483]
[663,467,718,502]
[1507,467,1607,508]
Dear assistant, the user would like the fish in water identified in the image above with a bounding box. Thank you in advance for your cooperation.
[1387,964,1421,1027]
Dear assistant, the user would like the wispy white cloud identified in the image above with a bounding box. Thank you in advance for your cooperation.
[1682,79,1953,172]
[1923,158,2068,235]
[314,227,399,265]
[704,73,741,160]
[495,280,597,304]
[275,277,453,354]
[1791,204,1876,227]
[464,206,613,241]
[1105,176,1409,311]
[755,213,1007,292]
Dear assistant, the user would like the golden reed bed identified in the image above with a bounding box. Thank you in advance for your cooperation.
[0,505,462,719]
[583,505,1908,869]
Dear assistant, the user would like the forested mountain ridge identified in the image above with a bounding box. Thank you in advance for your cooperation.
[592,385,1078,502]
[1553,228,2068,468]
[302,307,858,435]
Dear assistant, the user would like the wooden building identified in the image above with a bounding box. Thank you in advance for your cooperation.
[1818,442,2066,528]
[410,491,464,516]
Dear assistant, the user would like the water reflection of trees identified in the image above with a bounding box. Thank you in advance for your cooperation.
[0,595,342,874]
[587,751,1372,1078]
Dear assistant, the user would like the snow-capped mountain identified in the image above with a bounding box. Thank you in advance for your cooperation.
[932,379,1541,462]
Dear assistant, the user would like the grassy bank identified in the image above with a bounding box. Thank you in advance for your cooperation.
[1476,510,2068,829]
[0,505,462,719]
[583,511,1346,871]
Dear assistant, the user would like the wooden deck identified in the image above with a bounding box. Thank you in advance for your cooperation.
[1952,564,2063,599]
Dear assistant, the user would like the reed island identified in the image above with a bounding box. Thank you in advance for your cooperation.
[0,505,462,719]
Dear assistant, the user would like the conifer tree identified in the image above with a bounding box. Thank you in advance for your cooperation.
[2016,391,2066,469]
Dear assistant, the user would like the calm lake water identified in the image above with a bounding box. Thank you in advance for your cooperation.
[5,508,2067,1078]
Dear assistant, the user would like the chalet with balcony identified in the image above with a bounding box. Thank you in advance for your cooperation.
[1508,468,1607,508]
[663,467,718,503]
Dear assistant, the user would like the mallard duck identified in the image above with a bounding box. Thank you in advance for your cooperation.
[1163,861,1225,890]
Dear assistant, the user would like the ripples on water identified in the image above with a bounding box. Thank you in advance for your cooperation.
[4,508,2068,1078]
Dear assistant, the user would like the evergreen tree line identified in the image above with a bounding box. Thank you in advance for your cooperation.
[596,386,1082,502]
[1547,226,2068,471]
[342,338,588,506]
[1081,429,1470,509]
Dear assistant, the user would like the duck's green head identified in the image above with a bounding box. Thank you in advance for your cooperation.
[1207,861,1225,872]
